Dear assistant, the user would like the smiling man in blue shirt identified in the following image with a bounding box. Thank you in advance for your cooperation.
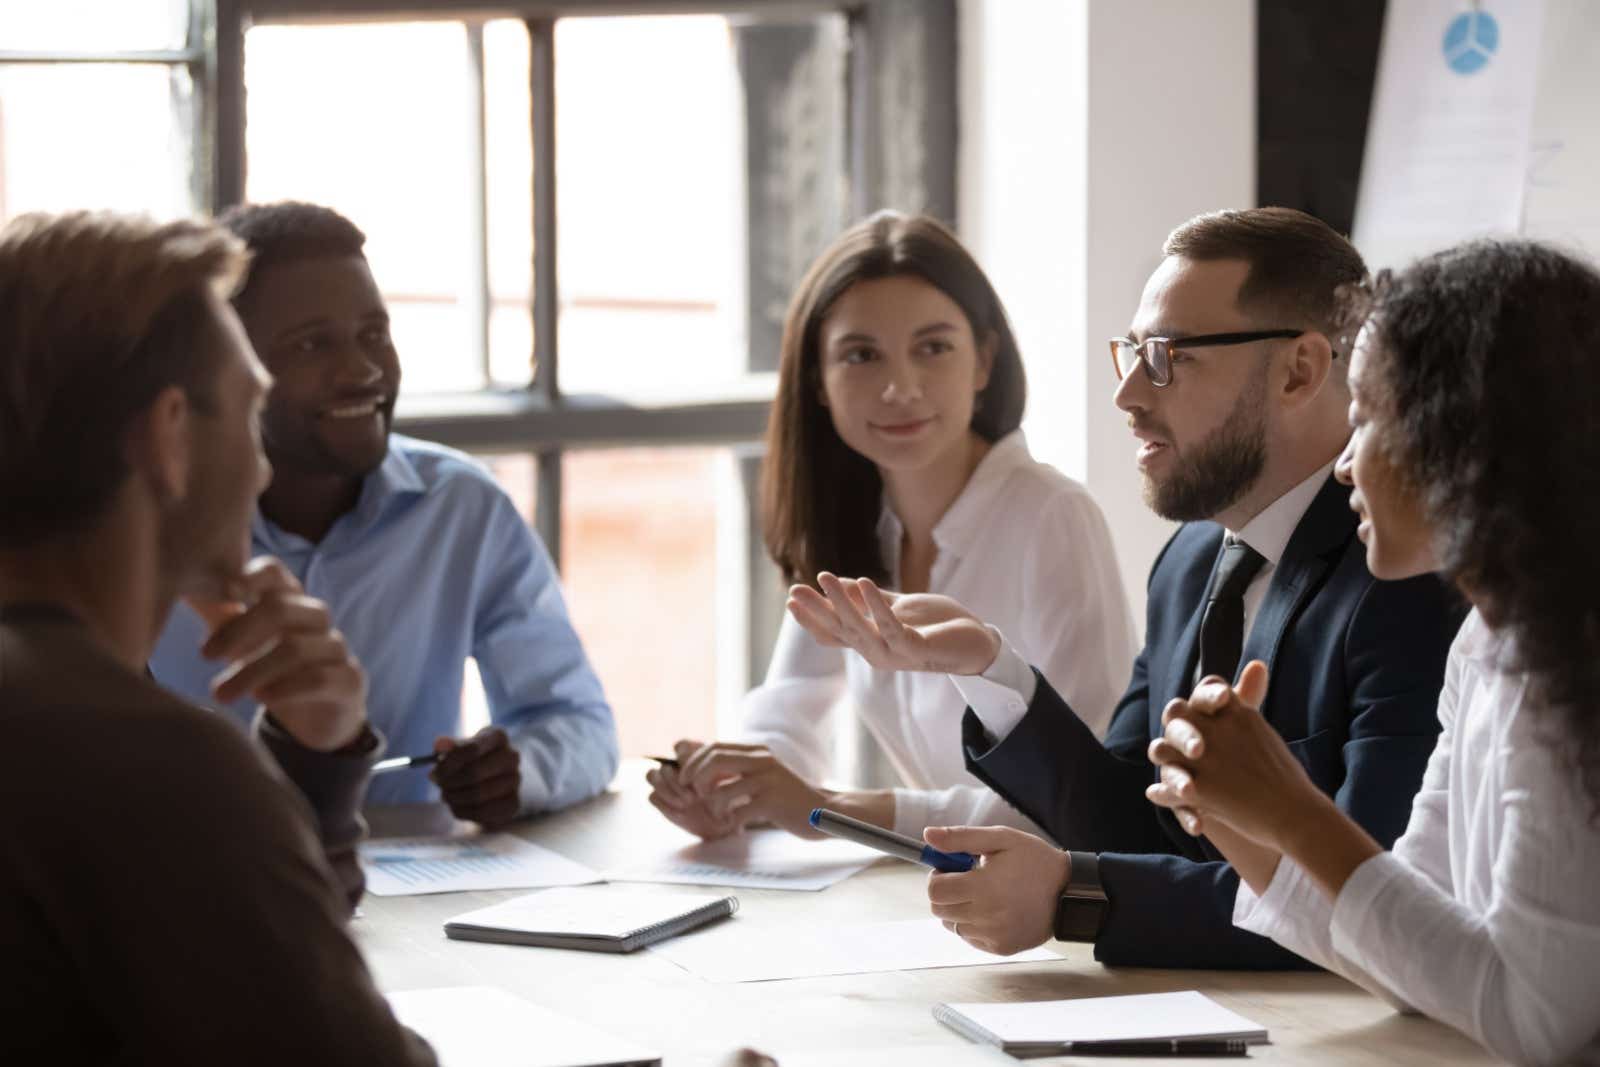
[150,201,618,826]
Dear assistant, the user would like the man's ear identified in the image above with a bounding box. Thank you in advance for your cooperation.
[128,385,193,504]
[1280,331,1333,410]
[974,331,998,393]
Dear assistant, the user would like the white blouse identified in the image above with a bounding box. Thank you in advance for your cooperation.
[1235,610,1600,1066]
[740,431,1136,838]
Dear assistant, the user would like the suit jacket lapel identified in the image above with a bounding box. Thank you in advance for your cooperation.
[1145,476,1353,861]
[1161,593,1208,713]
[1239,474,1356,722]
[1154,544,1219,860]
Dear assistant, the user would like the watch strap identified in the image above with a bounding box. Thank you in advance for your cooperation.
[1067,850,1102,894]
[1053,850,1109,943]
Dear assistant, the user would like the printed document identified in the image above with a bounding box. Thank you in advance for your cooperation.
[1353,0,1546,269]
[360,833,602,896]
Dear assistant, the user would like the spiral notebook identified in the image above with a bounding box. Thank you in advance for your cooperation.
[444,885,738,953]
[933,991,1268,1056]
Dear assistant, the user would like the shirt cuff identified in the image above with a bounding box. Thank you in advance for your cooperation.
[1330,851,1405,961]
[254,711,383,909]
[514,746,553,814]
[947,627,1037,744]
[890,788,927,838]
[1233,854,1315,940]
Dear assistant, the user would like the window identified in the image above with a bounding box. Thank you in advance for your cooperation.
[0,0,204,223]
[233,11,850,403]
[214,0,955,759]
[551,16,751,399]
[462,447,754,750]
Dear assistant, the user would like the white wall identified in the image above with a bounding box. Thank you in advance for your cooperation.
[958,0,1255,623]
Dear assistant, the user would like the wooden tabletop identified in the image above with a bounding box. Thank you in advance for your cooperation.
[356,762,1498,1066]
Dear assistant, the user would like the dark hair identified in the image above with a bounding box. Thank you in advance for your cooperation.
[0,212,249,548]
[761,211,1026,588]
[217,201,367,306]
[1355,239,1600,815]
[1165,207,1368,346]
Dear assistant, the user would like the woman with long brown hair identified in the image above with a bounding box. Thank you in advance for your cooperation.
[1148,240,1600,1064]
[648,211,1134,842]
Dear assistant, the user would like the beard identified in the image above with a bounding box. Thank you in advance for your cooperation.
[263,403,393,484]
[1143,366,1268,522]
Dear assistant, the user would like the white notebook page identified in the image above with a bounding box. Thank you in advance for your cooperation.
[387,986,659,1067]
[940,990,1268,1045]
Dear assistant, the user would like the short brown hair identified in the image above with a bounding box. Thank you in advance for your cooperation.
[1164,207,1368,348]
[0,211,250,548]
[762,211,1026,587]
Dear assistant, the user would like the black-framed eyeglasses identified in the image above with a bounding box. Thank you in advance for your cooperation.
[1109,330,1306,387]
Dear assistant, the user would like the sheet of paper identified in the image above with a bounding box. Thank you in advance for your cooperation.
[1523,0,1600,261]
[768,1047,1014,1067]
[1353,0,1546,270]
[650,917,1059,983]
[360,833,602,896]
[387,986,659,1066]
[606,827,881,891]
[939,990,1268,1045]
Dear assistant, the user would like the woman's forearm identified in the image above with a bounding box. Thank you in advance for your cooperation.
[1275,792,1383,902]
[819,787,897,830]
[1200,819,1284,895]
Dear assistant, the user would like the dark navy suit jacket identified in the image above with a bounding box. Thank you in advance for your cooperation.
[961,475,1467,969]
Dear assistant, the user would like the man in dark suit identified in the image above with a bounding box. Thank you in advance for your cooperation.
[787,207,1465,968]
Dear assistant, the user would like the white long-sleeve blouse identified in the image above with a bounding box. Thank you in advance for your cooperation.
[740,431,1137,839]
[1234,609,1600,1066]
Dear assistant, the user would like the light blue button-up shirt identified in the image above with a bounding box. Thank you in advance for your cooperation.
[150,434,618,811]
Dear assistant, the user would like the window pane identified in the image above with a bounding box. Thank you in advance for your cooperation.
[244,22,485,394]
[484,20,535,388]
[0,0,189,53]
[562,447,738,757]
[458,453,537,737]
[0,64,194,223]
[461,447,747,757]
[478,452,539,522]
[553,14,846,399]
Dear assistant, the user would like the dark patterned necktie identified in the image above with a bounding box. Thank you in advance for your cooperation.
[1197,537,1268,684]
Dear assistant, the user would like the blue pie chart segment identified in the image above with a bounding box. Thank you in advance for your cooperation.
[1443,10,1499,75]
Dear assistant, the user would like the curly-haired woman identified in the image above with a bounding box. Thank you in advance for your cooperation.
[1147,239,1600,1065]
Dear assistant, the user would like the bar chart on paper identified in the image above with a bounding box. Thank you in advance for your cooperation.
[359,834,602,896]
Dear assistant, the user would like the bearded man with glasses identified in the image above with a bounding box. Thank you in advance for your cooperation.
[786,207,1467,969]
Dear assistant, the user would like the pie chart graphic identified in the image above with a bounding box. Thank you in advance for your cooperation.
[1443,9,1499,74]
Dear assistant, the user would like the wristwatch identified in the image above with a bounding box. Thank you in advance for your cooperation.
[1053,851,1109,942]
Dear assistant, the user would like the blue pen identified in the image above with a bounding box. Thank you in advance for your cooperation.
[808,807,977,873]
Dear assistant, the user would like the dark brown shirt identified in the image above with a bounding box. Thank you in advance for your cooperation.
[0,605,436,1063]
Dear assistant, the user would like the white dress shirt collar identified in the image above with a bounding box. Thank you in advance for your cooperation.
[876,430,1034,580]
[1229,458,1338,566]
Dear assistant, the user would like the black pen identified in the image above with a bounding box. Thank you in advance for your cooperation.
[1053,1038,1249,1056]
[647,755,681,770]
[372,752,442,774]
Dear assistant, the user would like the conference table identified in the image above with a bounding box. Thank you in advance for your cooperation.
[357,762,1498,1066]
